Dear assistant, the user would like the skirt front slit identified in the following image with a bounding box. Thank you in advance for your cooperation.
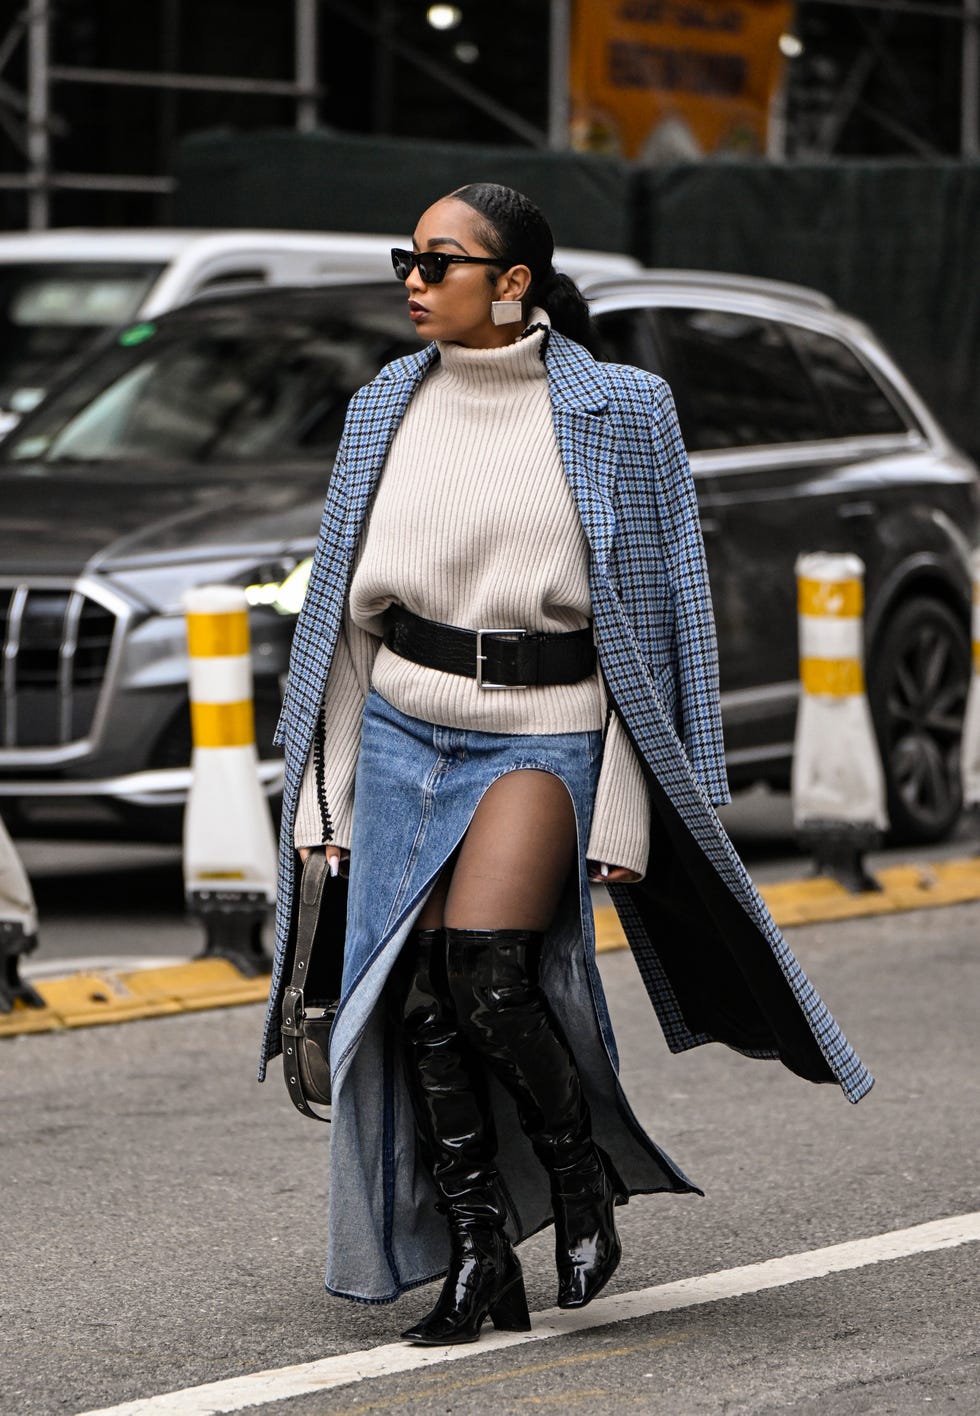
[325,688,700,1304]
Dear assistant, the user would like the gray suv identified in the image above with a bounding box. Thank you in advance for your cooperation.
[0,276,976,843]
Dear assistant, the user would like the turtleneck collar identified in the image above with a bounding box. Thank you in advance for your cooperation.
[435,307,551,390]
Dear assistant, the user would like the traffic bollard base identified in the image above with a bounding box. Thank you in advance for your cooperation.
[187,889,273,977]
[0,920,45,1012]
[964,803,980,856]
[796,821,884,895]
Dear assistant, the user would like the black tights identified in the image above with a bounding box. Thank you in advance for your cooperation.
[416,769,578,933]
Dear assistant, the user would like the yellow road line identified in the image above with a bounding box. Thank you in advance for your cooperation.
[329,1334,688,1416]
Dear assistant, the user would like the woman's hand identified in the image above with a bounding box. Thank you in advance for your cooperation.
[298,845,351,878]
[587,859,641,884]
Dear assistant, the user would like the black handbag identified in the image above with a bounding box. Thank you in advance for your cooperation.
[281,848,344,1122]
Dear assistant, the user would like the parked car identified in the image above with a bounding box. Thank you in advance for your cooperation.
[0,273,976,843]
[0,228,638,437]
[0,229,396,440]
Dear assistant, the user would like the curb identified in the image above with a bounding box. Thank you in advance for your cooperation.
[594,854,980,950]
[0,958,269,1038]
[3,856,979,1038]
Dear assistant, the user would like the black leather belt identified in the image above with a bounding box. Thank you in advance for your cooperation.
[383,606,596,689]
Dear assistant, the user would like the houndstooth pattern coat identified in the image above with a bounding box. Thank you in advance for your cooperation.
[259,329,873,1105]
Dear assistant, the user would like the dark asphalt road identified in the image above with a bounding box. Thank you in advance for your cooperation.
[2,881,978,1415]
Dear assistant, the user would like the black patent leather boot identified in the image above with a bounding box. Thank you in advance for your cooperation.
[549,1142,628,1309]
[393,928,531,1345]
[445,927,628,1311]
[400,1208,531,1345]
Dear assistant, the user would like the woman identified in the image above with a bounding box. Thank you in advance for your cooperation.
[259,183,872,1342]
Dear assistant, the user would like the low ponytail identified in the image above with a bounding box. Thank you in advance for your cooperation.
[448,182,600,355]
[534,268,598,354]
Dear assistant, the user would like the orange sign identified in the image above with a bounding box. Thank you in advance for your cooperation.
[569,0,792,158]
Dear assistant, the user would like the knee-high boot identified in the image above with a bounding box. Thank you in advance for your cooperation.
[445,927,628,1310]
[392,927,531,1345]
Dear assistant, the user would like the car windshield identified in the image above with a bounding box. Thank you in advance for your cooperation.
[2,289,417,468]
[0,261,163,415]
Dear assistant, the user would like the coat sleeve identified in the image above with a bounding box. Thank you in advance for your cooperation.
[293,601,380,850]
[647,380,730,807]
[585,681,651,878]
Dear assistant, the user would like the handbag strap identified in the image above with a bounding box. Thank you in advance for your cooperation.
[282,849,332,1122]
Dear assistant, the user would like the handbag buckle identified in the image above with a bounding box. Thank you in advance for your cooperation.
[475,627,527,690]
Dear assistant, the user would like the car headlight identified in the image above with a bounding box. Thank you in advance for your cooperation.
[243,557,313,615]
[107,556,316,617]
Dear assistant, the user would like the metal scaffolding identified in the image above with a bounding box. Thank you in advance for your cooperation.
[1,0,977,230]
[0,0,323,228]
[792,0,980,158]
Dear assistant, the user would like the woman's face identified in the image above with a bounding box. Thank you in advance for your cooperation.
[402,198,531,348]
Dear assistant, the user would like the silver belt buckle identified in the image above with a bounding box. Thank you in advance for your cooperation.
[476,627,527,690]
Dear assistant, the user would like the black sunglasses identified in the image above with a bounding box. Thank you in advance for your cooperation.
[391,248,504,284]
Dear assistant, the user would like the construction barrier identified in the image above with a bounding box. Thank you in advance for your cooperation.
[791,553,888,892]
[183,586,277,975]
[963,549,980,813]
[0,814,43,1011]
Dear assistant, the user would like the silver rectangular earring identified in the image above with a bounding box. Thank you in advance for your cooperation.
[490,300,523,326]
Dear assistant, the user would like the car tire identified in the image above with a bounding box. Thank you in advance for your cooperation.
[868,595,971,845]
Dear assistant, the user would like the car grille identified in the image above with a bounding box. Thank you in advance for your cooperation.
[0,584,118,748]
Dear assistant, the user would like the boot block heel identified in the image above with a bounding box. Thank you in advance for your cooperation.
[489,1276,532,1332]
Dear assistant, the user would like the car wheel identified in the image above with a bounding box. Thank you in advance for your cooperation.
[868,596,971,844]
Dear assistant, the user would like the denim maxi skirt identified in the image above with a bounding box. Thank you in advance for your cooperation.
[326,688,700,1304]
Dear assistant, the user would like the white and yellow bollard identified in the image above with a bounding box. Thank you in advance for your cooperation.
[962,549,980,812]
[0,814,43,1011]
[183,586,278,974]
[791,552,888,891]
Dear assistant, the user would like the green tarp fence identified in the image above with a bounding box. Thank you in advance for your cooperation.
[175,130,634,253]
[175,133,979,461]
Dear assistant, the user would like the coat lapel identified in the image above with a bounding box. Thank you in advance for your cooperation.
[545,334,617,569]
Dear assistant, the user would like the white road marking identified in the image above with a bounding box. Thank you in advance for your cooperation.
[74,1211,980,1416]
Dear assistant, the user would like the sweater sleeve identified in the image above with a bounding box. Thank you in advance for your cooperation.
[585,689,651,880]
[293,607,380,850]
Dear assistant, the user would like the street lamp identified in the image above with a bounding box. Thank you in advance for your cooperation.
[427,5,463,29]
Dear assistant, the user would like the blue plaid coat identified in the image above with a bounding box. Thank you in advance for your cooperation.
[259,330,873,1105]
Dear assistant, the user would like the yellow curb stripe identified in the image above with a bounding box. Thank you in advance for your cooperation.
[760,857,980,926]
[594,856,980,953]
[189,698,255,748]
[800,657,864,696]
[186,612,250,658]
[124,959,269,1008]
[0,959,270,1036]
[17,972,183,1028]
[798,577,863,618]
[974,640,980,673]
[595,905,629,953]
[6,859,980,1036]
[0,1003,57,1037]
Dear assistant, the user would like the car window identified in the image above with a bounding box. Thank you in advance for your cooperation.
[0,262,163,412]
[3,315,416,467]
[593,308,662,372]
[593,306,709,446]
[654,307,830,451]
[789,326,909,437]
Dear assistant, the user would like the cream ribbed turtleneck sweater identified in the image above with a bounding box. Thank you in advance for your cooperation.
[294,312,651,876]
